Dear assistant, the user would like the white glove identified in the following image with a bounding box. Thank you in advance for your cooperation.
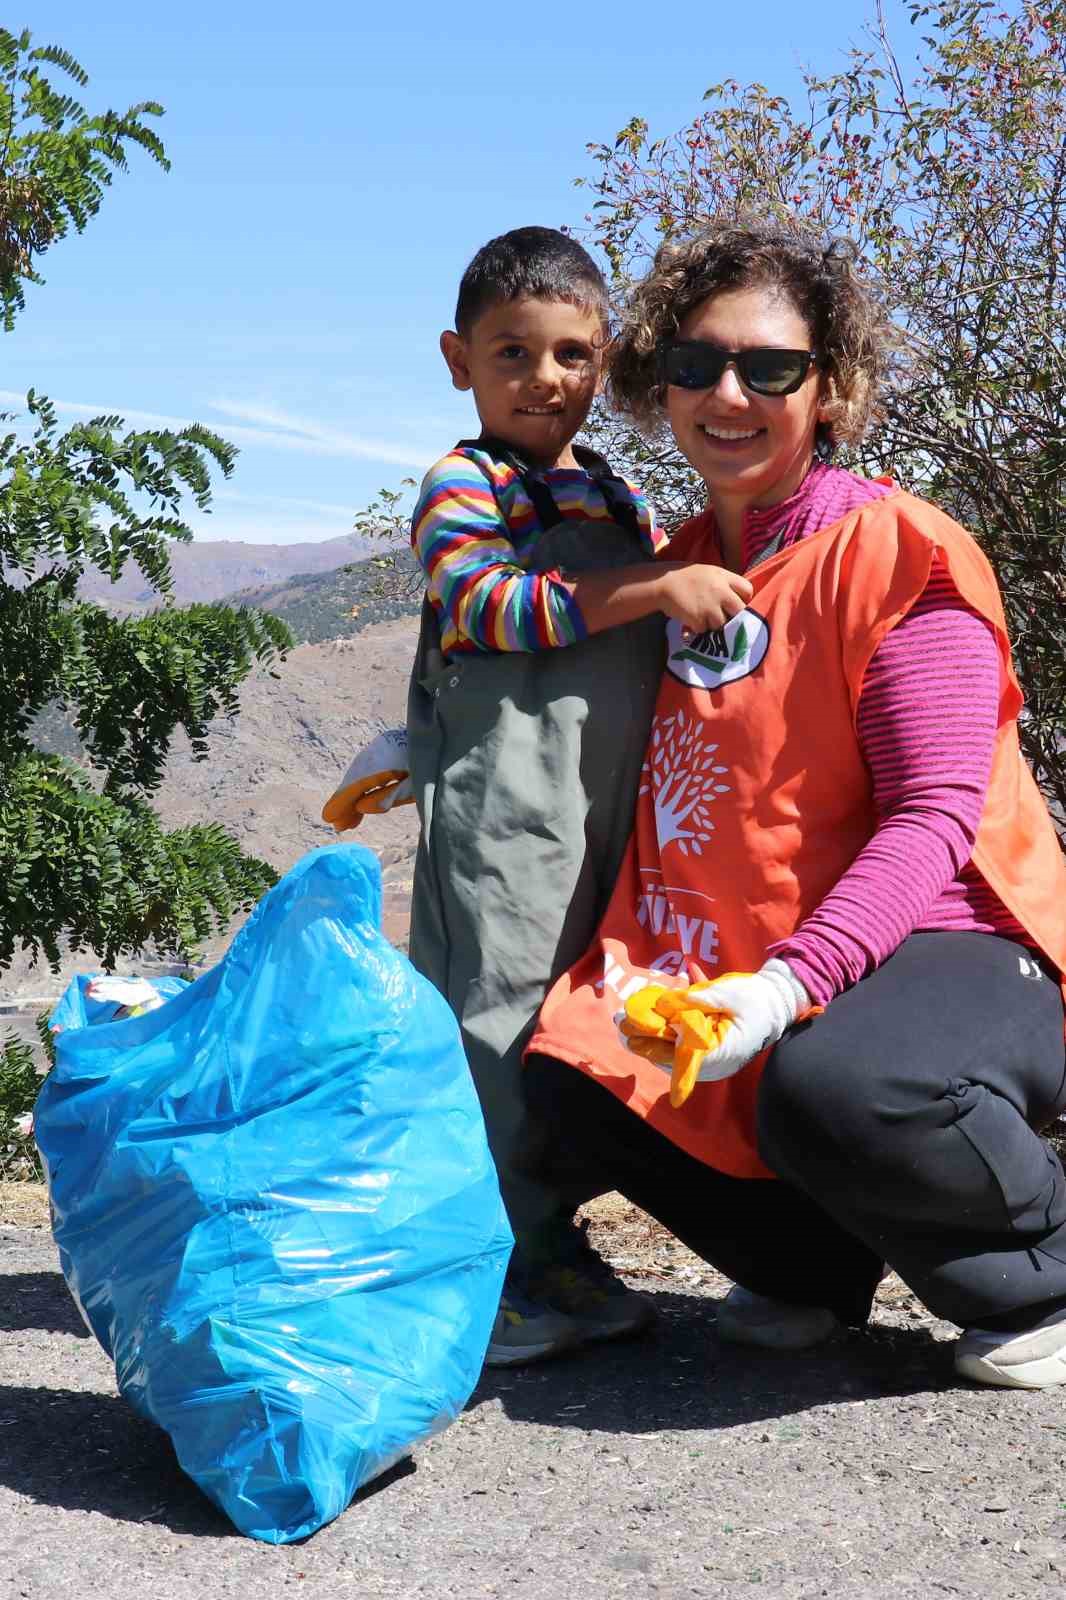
[334,727,409,793]
[322,727,413,831]
[683,960,812,1082]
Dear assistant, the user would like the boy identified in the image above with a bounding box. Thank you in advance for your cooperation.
[338,227,751,1364]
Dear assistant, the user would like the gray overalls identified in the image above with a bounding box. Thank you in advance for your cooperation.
[407,440,665,1241]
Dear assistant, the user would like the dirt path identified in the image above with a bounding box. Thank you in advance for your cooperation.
[2,1186,1064,1598]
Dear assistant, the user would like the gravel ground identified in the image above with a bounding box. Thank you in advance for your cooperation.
[2,1187,1065,1599]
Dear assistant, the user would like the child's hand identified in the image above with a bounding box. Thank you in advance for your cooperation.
[656,563,753,633]
[322,728,413,832]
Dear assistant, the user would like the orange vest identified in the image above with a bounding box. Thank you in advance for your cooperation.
[529,491,1066,1179]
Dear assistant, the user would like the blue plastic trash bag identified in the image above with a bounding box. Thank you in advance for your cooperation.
[34,843,512,1543]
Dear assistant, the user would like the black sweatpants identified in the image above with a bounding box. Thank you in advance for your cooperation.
[526,932,1066,1332]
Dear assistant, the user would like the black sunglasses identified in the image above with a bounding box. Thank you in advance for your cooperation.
[658,338,819,397]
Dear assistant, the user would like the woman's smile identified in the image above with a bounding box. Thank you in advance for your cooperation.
[697,422,764,444]
[666,284,827,528]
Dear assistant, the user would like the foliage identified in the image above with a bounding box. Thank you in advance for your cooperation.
[35,1007,56,1069]
[0,26,168,330]
[0,1031,42,1179]
[0,31,294,975]
[352,478,424,597]
[1,759,285,969]
[352,479,417,548]
[577,0,1066,827]
[1,390,233,599]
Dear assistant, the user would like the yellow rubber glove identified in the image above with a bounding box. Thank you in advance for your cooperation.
[621,978,743,1108]
[622,963,817,1108]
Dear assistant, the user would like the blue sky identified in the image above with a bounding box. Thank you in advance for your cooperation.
[5,1,916,545]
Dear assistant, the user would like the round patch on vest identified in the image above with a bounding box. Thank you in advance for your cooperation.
[665,610,770,689]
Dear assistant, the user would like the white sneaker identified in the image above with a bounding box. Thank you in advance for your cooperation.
[715,1284,841,1351]
[954,1311,1066,1389]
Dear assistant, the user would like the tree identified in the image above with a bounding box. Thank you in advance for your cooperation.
[577,0,1066,831]
[0,28,292,980]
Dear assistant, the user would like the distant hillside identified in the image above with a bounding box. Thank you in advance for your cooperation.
[73,531,378,612]
[220,547,423,644]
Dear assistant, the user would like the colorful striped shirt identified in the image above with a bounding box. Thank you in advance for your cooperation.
[746,463,1030,1002]
[412,443,662,654]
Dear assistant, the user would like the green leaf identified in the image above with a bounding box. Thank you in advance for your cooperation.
[0,28,297,979]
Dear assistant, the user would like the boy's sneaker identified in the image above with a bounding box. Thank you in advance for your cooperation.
[715,1284,841,1351]
[954,1310,1066,1389]
[484,1287,579,1368]
[525,1219,656,1346]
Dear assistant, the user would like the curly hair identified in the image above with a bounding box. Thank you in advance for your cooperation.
[608,217,892,455]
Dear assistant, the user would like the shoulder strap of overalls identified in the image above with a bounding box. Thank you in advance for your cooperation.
[455,436,565,530]
[455,436,642,540]
[571,444,643,540]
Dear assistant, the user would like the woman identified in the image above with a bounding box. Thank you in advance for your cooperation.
[526,219,1066,1389]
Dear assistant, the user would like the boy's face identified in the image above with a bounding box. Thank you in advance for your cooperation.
[440,297,604,467]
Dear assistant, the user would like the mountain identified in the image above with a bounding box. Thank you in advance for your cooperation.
[219,547,423,644]
[73,532,380,612]
[146,618,421,951]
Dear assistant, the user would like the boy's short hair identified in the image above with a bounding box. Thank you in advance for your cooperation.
[455,226,609,335]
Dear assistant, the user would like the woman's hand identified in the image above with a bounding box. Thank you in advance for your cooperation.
[656,563,754,633]
[681,961,812,1081]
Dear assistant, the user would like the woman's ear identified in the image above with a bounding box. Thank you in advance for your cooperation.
[816,373,836,424]
[440,330,472,392]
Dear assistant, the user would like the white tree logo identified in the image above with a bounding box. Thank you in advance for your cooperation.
[640,710,730,856]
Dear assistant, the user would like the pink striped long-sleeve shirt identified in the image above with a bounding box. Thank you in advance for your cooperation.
[734,464,1028,1005]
